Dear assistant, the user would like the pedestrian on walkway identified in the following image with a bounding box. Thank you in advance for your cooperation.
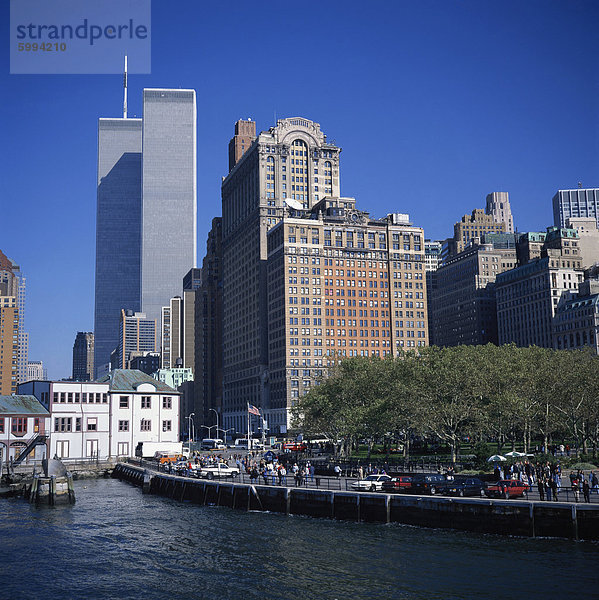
[583,479,591,503]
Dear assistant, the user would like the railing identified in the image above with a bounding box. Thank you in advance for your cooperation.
[129,459,599,503]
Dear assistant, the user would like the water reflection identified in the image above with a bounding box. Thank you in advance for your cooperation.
[0,478,597,600]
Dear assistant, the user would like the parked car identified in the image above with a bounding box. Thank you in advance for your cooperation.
[485,479,530,499]
[199,464,240,479]
[381,476,413,493]
[409,473,448,495]
[444,477,486,497]
[351,474,392,492]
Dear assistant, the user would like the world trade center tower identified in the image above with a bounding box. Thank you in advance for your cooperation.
[94,88,197,377]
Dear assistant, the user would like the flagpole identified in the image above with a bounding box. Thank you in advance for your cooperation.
[247,403,250,450]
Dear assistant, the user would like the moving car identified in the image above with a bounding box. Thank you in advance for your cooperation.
[351,474,392,492]
[485,479,530,499]
[199,464,240,479]
[381,476,413,493]
[444,477,486,497]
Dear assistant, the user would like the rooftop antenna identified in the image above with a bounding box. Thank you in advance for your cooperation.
[123,55,128,119]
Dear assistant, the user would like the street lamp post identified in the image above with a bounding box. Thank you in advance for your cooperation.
[200,424,216,440]
[209,408,220,442]
[187,413,195,446]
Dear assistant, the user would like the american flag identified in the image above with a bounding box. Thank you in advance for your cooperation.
[248,404,260,416]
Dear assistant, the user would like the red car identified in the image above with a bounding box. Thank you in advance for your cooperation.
[485,479,530,499]
[381,476,413,493]
[282,442,307,452]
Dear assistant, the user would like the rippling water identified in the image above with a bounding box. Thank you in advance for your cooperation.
[1,478,598,599]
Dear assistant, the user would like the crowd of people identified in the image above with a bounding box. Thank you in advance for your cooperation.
[492,460,599,502]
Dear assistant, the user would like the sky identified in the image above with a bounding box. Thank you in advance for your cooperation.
[1,0,598,379]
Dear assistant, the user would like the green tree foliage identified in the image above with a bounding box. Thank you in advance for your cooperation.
[292,345,599,461]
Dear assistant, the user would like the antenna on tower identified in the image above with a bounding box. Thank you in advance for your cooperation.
[123,55,128,119]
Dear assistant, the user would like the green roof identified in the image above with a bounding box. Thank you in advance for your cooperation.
[0,395,49,415]
[96,369,179,393]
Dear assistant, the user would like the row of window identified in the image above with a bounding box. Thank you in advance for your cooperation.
[53,417,172,433]
[0,417,41,435]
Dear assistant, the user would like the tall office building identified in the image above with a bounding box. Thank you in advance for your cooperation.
[221,118,342,434]
[140,89,197,327]
[553,188,599,229]
[94,117,143,376]
[219,117,427,434]
[194,220,223,429]
[486,192,514,233]
[72,332,95,382]
[161,296,183,369]
[94,88,196,377]
[114,310,158,370]
[432,236,517,347]
[265,205,427,433]
[424,240,443,346]
[0,250,20,395]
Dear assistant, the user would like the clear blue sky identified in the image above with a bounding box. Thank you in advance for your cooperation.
[1,0,597,379]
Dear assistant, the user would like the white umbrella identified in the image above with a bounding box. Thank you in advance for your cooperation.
[487,454,507,462]
[504,451,525,458]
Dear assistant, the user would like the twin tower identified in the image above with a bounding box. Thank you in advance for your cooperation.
[94,89,197,376]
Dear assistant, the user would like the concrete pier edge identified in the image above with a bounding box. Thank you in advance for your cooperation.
[112,463,599,541]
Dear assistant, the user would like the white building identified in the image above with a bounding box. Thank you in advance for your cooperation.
[18,370,180,460]
[26,360,47,382]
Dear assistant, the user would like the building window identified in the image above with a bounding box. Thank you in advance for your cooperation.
[119,396,129,409]
[87,418,98,431]
[117,442,129,456]
[82,393,87,403]
[76,418,82,432]
[141,396,151,409]
[118,420,129,432]
[11,417,27,436]
[53,392,59,403]
[162,420,172,432]
[140,419,151,432]
[54,417,72,432]
[0,418,3,433]
[102,393,108,403]
[162,397,172,409]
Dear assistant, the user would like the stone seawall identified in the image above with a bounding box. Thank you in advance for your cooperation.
[112,463,599,541]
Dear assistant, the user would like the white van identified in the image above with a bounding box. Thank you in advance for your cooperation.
[202,438,225,450]
[234,438,264,450]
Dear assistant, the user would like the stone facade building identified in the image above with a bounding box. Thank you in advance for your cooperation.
[432,239,517,347]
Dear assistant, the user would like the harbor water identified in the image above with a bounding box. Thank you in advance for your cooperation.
[1,478,598,600]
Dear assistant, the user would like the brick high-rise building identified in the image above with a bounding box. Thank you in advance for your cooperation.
[72,332,94,381]
[228,119,257,172]
[0,250,21,395]
[218,117,427,435]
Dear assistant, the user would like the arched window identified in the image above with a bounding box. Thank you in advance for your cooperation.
[291,139,309,207]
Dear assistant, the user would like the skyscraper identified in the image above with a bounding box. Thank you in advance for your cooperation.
[94,117,142,375]
[140,89,197,327]
[72,332,94,381]
[218,118,427,434]
[115,310,157,370]
[221,118,342,433]
[553,188,599,229]
[94,88,197,376]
